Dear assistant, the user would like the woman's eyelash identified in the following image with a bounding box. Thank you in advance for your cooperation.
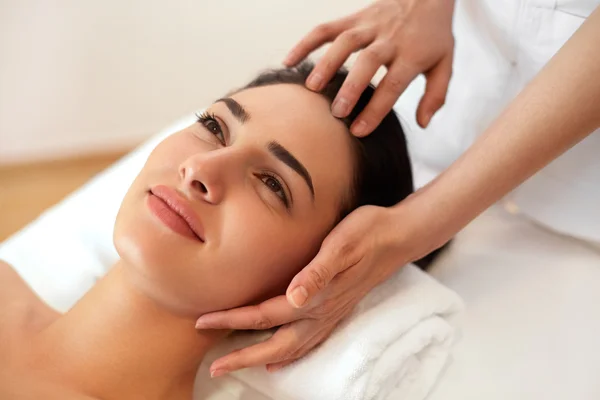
[195,111,226,145]
[194,112,290,209]
[260,172,290,208]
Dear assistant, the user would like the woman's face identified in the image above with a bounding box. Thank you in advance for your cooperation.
[114,83,356,316]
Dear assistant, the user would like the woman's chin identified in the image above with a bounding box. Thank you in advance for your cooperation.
[115,207,195,264]
[113,224,204,314]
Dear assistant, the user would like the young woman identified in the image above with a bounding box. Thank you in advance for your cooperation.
[0,62,440,400]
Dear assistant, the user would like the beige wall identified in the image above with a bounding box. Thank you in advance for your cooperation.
[0,0,370,164]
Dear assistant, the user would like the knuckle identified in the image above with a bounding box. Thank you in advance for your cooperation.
[324,235,353,260]
[319,298,337,315]
[313,23,332,38]
[361,45,388,65]
[310,302,334,319]
[362,26,376,39]
[339,29,366,47]
[252,305,274,329]
[308,267,331,291]
[382,74,406,95]
[252,316,273,330]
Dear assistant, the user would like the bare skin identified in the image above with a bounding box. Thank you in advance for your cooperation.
[0,261,89,400]
[0,83,356,398]
[0,260,226,400]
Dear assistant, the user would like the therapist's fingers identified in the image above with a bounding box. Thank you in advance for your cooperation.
[283,16,353,67]
[350,61,418,136]
[286,225,363,309]
[209,322,312,376]
[330,42,392,118]
[305,27,376,92]
[195,295,300,330]
[265,325,336,373]
[416,53,453,128]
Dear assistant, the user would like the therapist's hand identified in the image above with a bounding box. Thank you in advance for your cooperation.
[284,0,456,135]
[196,201,441,376]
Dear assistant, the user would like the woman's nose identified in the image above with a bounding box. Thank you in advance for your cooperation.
[178,153,227,205]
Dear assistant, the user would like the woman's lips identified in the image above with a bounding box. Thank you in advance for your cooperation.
[147,185,205,242]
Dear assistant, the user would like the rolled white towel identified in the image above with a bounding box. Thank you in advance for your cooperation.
[204,264,463,400]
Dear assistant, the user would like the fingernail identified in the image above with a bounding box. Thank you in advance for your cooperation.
[307,73,323,91]
[210,369,226,378]
[351,120,368,136]
[195,318,208,329]
[331,98,350,118]
[290,286,308,308]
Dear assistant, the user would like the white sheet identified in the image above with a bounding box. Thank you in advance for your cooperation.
[427,205,600,399]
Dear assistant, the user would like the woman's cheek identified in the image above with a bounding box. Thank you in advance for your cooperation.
[220,222,309,301]
[251,227,314,287]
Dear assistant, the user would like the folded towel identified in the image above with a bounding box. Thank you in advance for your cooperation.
[204,264,463,400]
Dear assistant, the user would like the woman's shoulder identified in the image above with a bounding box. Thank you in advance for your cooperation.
[0,262,93,399]
[0,259,59,335]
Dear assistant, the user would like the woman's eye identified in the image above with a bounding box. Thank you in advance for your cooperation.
[261,175,289,207]
[196,112,226,145]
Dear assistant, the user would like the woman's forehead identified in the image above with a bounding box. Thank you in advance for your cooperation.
[231,84,334,123]
[225,84,350,147]
[226,84,356,202]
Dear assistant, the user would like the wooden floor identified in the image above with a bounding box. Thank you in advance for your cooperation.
[0,152,128,242]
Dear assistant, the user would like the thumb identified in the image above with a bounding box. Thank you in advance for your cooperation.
[416,54,453,129]
[286,238,350,309]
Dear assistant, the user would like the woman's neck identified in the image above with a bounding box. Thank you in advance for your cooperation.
[31,261,227,400]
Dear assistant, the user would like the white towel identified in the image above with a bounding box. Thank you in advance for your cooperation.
[204,264,463,400]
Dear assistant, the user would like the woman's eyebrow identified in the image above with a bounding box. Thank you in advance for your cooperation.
[215,97,250,123]
[215,97,315,200]
[267,141,315,200]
